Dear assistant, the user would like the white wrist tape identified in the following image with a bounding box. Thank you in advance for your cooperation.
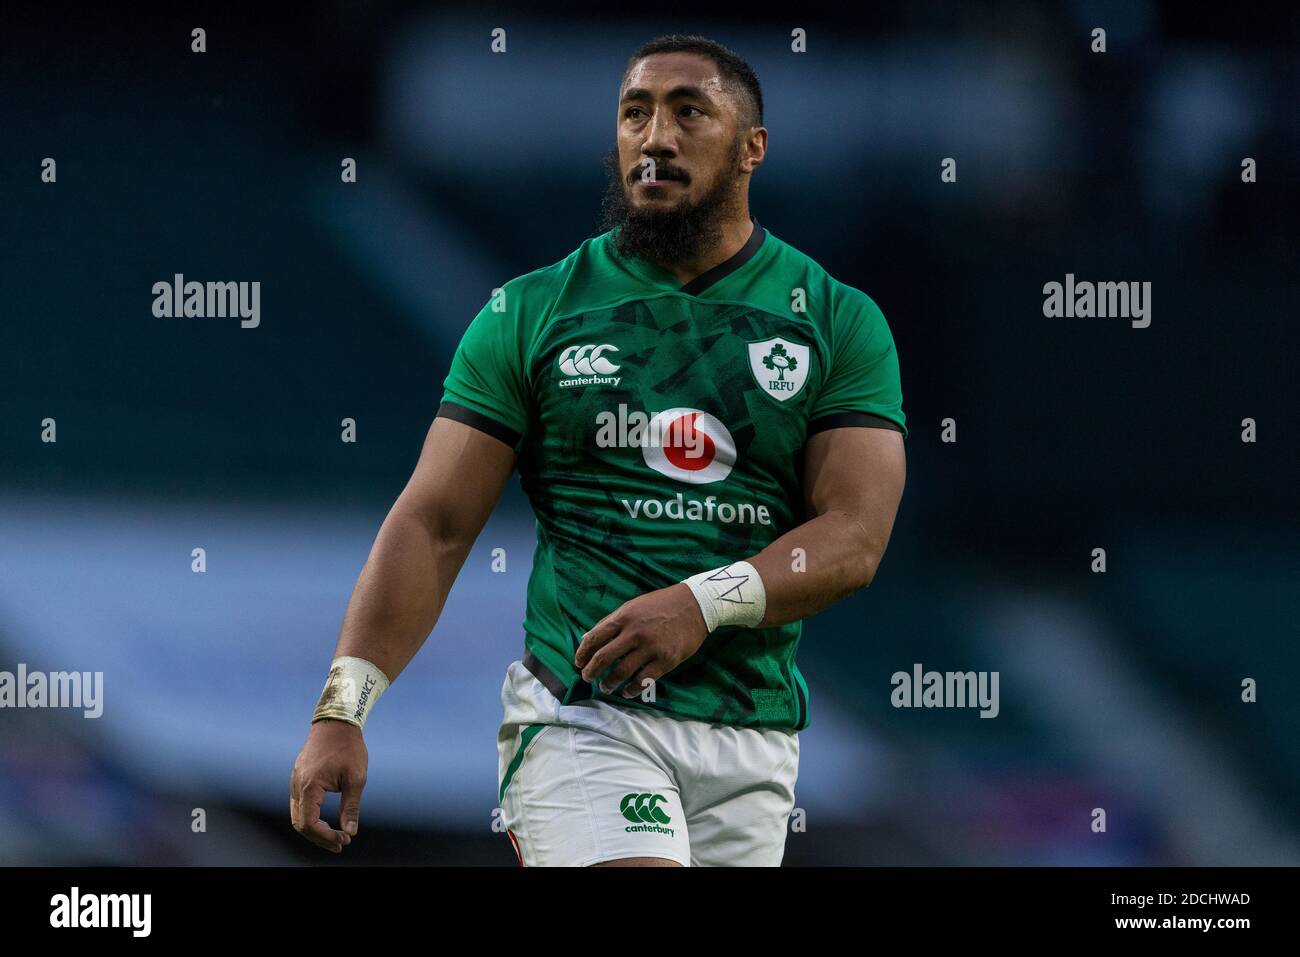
[312,656,391,730]
[681,561,767,633]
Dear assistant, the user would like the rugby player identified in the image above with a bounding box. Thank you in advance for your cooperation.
[290,34,907,866]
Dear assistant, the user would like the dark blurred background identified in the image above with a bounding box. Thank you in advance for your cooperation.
[1,0,1297,865]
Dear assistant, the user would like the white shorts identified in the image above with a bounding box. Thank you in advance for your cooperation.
[496,658,799,867]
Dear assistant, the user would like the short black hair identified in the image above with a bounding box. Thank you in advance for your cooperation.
[623,35,763,128]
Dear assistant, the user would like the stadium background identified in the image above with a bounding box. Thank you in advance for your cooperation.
[1,1,1297,865]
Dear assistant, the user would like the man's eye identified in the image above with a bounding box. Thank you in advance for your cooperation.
[625,107,645,119]
[680,106,703,117]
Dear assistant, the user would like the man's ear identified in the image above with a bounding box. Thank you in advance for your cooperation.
[742,127,768,173]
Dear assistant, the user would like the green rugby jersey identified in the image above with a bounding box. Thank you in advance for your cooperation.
[438,218,905,731]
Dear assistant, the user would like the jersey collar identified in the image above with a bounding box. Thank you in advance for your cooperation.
[679,216,767,296]
[615,215,768,296]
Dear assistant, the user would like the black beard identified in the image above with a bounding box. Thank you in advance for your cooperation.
[599,143,744,268]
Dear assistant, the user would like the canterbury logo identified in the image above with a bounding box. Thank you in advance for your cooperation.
[558,343,621,377]
[620,792,671,825]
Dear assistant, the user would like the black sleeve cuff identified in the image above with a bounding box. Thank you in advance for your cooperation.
[436,401,522,449]
[808,411,905,435]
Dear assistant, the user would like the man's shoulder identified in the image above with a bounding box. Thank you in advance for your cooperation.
[759,229,885,326]
[498,231,621,312]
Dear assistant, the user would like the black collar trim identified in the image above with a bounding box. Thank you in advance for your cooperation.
[678,217,766,296]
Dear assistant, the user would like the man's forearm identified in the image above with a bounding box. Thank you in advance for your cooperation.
[747,508,890,627]
[333,504,473,682]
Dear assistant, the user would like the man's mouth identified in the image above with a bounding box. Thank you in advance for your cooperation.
[630,169,687,186]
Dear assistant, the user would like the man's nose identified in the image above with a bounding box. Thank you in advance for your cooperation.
[641,108,679,157]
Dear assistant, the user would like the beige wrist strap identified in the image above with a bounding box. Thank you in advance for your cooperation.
[312,656,390,729]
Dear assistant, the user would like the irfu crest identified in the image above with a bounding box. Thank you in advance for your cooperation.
[747,337,810,402]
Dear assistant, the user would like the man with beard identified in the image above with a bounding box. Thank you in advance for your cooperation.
[290,35,907,867]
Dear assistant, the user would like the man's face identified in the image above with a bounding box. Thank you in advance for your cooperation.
[615,52,747,211]
[602,52,761,266]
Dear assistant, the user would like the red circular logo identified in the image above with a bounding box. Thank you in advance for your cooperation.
[642,408,735,484]
[662,413,717,471]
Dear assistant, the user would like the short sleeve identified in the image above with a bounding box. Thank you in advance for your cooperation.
[809,289,907,437]
[439,292,533,447]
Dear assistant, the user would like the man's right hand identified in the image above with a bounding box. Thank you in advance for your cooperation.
[288,416,516,853]
[289,719,368,853]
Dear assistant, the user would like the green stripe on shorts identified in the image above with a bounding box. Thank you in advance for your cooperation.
[499,723,547,802]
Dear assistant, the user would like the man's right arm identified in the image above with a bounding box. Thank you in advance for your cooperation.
[289,415,516,853]
[333,415,517,681]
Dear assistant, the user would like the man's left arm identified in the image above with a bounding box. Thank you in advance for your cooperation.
[576,425,905,695]
[750,424,905,623]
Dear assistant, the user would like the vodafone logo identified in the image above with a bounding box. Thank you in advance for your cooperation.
[642,408,735,484]
[594,404,736,484]
[594,405,767,523]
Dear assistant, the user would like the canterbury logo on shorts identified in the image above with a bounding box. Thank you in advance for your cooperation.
[620,792,674,836]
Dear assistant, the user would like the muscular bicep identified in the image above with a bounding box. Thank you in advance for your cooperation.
[394,416,517,548]
[803,426,906,564]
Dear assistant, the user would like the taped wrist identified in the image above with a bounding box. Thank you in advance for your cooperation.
[312,656,390,730]
[681,560,767,633]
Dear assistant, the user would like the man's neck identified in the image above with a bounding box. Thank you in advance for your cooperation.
[656,212,754,287]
